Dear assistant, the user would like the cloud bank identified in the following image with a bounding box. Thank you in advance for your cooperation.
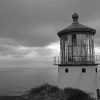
[0,0,100,67]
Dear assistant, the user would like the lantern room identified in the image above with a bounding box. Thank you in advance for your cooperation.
[57,13,96,66]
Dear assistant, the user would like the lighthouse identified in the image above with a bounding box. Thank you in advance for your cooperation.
[54,13,98,98]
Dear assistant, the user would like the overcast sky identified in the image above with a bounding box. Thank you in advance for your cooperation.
[0,0,100,68]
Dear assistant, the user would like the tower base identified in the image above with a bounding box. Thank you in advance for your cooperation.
[58,66,98,98]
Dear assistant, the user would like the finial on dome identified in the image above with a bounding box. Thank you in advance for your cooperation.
[72,12,79,22]
[74,7,76,13]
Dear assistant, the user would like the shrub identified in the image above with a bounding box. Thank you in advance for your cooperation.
[27,83,59,96]
[64,88,95,100]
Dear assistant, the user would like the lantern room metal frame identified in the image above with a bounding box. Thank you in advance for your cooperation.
[54,13,99,66]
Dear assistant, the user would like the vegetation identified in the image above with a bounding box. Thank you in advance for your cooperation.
[0,83,96,100]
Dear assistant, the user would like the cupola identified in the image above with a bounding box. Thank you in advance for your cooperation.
[57,13,96,66]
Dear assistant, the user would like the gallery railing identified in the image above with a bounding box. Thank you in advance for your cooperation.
[54,55,100,65]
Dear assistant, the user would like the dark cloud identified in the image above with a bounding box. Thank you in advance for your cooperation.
[0,0,100,47]
[75,0,100,22]
[0,0,77,46]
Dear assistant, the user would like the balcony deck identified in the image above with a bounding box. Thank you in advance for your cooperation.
[54,56,100,66]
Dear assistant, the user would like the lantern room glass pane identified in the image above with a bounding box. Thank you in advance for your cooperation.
[60,33,95,64]
[68,35,72,45]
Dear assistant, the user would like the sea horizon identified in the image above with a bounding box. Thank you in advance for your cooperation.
[0,66,58,96]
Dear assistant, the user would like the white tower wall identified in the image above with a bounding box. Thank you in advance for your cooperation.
[58,66,97,97]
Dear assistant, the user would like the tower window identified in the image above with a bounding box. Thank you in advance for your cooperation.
[65,68,68,73]
[96,68,97,72]
[82,68,86,73]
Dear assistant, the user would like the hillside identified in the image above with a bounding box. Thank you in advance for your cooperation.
[0,84,96,100]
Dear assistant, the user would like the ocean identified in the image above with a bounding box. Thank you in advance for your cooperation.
[0,67,58,96]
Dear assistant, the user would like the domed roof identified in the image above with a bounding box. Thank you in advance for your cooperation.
[58,13,96,37]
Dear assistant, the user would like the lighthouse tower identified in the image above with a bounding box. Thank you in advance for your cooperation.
[54,13,98,98]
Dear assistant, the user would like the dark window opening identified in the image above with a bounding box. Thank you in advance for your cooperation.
[82,68,86,73]
[96,68,97,72]
[65,68,68,73]
[97,89,100,99]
